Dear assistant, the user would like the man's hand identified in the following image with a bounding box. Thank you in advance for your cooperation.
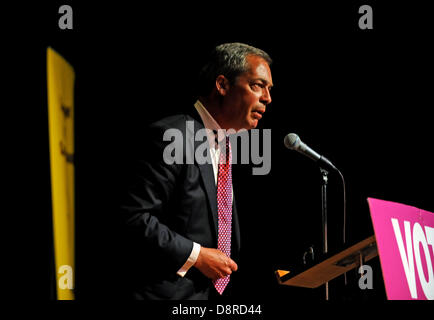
[194,247,238,280]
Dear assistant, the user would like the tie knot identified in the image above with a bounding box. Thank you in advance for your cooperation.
[218,136,231,164]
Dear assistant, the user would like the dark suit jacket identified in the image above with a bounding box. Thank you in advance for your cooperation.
[119,108,241,300]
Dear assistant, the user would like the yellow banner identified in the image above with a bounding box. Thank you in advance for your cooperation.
[47,47,75,300]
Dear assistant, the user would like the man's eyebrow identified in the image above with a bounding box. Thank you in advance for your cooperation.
[255,78,273,87]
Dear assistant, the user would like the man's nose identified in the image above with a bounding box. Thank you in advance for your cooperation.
[261,87,272,105]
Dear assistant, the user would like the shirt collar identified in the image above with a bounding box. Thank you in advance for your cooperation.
[194,100,220,131]
[194,100,227,145]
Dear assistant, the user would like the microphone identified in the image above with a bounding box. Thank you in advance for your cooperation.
[284,133,337,171]
[284,133,348,267]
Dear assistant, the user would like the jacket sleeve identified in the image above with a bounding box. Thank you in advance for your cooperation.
[119,121,193,274]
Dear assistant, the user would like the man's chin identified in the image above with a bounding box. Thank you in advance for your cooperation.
[249,119,259,129]
[230,119,258,131]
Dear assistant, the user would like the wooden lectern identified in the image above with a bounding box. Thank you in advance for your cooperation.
[276,235,378,289]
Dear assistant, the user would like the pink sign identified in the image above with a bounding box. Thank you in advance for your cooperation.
[368,198,434,300]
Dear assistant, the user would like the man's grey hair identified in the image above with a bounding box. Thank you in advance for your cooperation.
[197,42,272,97]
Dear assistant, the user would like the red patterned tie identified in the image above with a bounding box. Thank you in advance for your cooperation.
[213,136,232,295]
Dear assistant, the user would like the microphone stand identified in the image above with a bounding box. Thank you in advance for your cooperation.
[320,167,329,300]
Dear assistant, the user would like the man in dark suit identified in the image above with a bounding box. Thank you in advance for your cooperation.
[119,42,273,300]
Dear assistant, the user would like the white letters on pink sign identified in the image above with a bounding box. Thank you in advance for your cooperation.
[391,219,434,299]
[413,224,433,299]
[391,219,417,298]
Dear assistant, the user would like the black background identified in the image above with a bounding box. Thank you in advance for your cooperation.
[5,0,433,308]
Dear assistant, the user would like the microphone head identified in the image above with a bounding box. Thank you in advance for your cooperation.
[284,133,301,150]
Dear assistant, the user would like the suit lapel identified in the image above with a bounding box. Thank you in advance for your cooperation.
[198,164,219,238]
[186,110,219,240]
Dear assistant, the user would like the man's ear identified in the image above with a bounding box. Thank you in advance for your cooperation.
[215,75,230,96]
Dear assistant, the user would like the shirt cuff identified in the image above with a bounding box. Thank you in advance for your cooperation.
[176,242,201,277]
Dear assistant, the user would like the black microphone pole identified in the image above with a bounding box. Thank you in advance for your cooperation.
[320,165,347,301]
[284,133,347,301]
[320,166,329,300]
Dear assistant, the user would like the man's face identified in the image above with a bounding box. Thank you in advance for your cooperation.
[221,55,273,131]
